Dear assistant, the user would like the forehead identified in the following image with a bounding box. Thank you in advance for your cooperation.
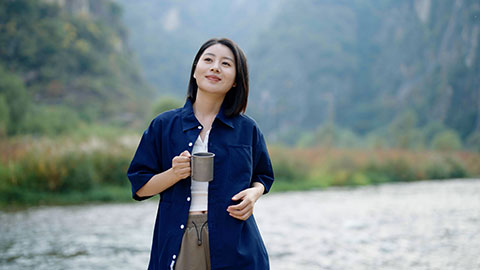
[202,44,235,61]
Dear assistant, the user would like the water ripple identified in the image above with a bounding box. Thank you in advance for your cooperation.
[1,179,479,270]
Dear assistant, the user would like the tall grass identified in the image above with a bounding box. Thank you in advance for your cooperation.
[269,146,480,191]
[1,137,479,207]
[0,135,137,207]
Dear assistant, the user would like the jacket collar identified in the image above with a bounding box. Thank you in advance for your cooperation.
[181,99,234,131]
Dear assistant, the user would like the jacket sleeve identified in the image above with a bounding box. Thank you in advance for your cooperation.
[127,118,163,201]
[251,125,274,194]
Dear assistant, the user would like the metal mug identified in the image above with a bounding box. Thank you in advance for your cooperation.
[191,152,215,182]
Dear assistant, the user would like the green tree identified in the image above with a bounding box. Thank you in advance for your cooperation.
[466,132,480,152]
[152,96,183,117]
[0,95,8,136]
[0,66,30,135]
[431,130,463,151]
[389,110,424,149]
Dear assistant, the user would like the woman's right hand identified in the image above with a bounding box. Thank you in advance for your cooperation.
[171,150,191,181]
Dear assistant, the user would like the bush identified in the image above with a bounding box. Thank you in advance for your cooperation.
[425,156,467,179]
[92,151,131,186]
[431,130,462,151]
[444,157,467,178]
[18,151,65,192]
[18,105,83,136]
[348,172,371,186]
[58,153,97,192]
[425,159,451,180]
[0,95,8,136]
[152,96,183,117]
[382,159,417,182]
[0,66,30,135]
[0,135,136,206]
[361,163,391,184]
[271,152,308,182]
[466,132,480,152]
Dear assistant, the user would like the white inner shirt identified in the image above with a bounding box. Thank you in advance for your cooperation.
[189,129,210,212]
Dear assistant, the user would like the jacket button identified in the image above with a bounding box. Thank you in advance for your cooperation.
[188,142,193,147]
[180,224,185,229]
[198,126,202,129]
[187,197,191,202]
[172,254,176,259]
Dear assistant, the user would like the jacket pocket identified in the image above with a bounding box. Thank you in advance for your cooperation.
[227,144,253,190]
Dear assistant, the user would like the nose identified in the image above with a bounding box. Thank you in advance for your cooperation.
[210,61,220,73]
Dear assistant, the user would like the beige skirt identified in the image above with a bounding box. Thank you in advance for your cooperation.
[175,213,210,270]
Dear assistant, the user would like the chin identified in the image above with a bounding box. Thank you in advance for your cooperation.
[198,85,231,96]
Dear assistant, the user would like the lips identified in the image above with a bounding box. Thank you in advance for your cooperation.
[205,75,221,82]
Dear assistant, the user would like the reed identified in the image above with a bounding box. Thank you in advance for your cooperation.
[1,137,479,207]
[269,146,479,190]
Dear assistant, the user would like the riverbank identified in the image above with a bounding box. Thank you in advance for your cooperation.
[1,136,480,208]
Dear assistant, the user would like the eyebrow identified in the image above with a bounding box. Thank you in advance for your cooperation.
[204,53,234,62]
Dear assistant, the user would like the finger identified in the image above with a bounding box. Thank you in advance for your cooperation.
[174,156,191,163]
[241,212,252,220]
[228,201,252,214]
[174,160,191,168]
[235,204,253,216]
[177,167,191,175]
[230,210,252,221]
[229,209,251,220]
[227,199,248,211]
[232,190,246,201]
[180,150,191,157]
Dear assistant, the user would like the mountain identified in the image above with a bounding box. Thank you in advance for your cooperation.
[115,0,480,149]
[0,0,153,135]
[115,0,283,95]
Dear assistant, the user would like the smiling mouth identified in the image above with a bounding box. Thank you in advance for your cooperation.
[206,75,221,82]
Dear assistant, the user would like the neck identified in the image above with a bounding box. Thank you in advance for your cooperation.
[193,89,225,123]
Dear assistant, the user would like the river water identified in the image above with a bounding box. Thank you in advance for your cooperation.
[1,179,479,270]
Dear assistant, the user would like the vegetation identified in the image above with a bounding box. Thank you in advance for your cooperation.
[1,1,479,208]
[1,136,479,208]
[0,135,135,208]
[118,0,480,149]
[0,0,153,137]
[269,146,479,191]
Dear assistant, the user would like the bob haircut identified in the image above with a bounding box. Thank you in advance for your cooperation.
[187,38,249,117]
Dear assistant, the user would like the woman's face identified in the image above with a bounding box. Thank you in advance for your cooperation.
[194,44,236,97]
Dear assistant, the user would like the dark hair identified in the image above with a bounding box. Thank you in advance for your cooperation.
[187,38,249,117]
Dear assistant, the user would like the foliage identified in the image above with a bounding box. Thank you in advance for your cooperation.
[0,65,29,135]
[0,0,153,137]
[116,0,480,150]
[152,96,183,118]
[18,105,82,136]
[466,132,480,152]
[268,146,480,192]
[1,135,479,207]
[431,130,463,151]
[0,95,8,136]
[0,134,135,207]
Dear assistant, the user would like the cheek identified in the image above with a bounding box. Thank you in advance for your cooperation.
[227,71,237,84]
[194,63,207,78]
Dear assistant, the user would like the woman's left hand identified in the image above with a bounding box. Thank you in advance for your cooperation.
[227,182,265,221]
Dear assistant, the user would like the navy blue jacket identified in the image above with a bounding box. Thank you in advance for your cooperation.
[127,99,274,270]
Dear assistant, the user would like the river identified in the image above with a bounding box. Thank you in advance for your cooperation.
[1,179,479,270]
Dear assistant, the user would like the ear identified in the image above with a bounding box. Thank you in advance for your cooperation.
[232,82,237,87]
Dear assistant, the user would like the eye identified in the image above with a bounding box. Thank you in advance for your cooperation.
[222,61,232,67]
[204,57,212,62]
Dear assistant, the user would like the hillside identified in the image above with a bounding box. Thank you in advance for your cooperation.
[115,0,480,150]
[0,0,153,136]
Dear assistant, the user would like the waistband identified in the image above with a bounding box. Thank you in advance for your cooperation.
[186,213,208,229]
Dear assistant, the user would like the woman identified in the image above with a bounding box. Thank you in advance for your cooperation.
[127,38,274,270]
